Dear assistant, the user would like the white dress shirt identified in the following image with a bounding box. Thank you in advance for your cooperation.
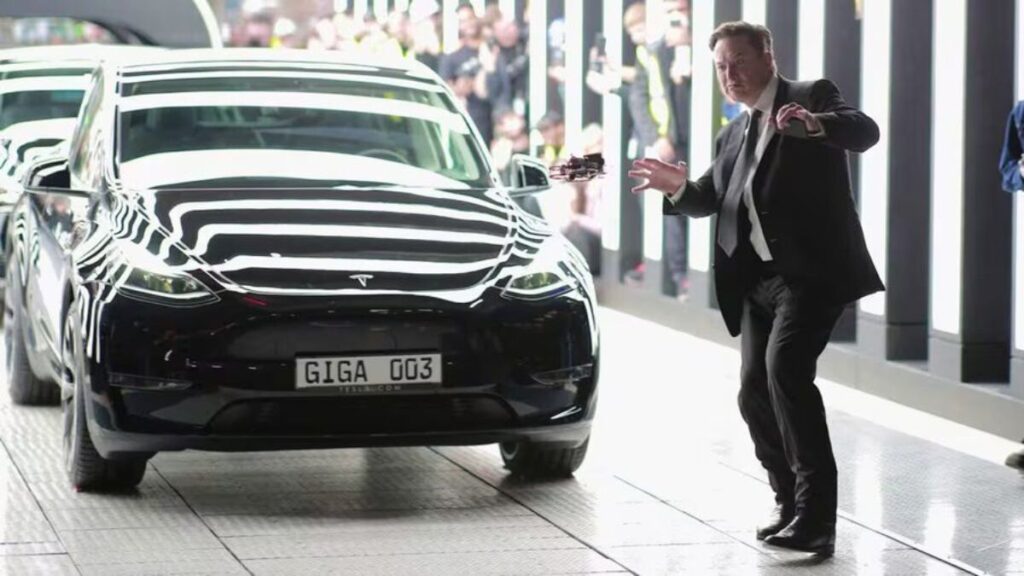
[741,75,779,262]
[670,75,780,261]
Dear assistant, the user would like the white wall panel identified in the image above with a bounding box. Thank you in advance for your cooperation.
[528,0,548,150]
[743,0,766,25]
[442,0,459,53]
[499,0,516,19]
[564,0,584,154]
[859,0,891,316]
[930,0,967,335]
[797,0,825,80]
[601,0,623,252]
[687,0,715,272]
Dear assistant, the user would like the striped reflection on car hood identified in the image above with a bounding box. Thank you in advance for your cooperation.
[128,186,546,296]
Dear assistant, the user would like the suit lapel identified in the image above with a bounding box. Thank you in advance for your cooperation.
[752,78,791,203]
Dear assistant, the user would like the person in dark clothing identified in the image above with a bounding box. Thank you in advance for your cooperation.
[999,100,1024,473]
[629,22,881,556]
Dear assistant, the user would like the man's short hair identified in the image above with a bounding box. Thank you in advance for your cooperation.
[708,21,773,54]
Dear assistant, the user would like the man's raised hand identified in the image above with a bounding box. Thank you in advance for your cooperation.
[628,158,689,196]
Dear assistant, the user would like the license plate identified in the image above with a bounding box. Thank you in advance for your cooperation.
[295,353,442,391]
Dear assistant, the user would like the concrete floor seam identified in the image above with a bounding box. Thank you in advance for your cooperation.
[150,464,255,576]
[430,446,641,576]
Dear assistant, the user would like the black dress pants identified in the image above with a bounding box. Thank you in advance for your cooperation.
[738,270,843,523]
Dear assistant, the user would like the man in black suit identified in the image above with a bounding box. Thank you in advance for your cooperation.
[629,22,882,556]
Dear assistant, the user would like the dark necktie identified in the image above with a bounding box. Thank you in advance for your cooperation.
[717,109,762,256]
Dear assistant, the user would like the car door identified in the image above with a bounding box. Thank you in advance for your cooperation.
[23,179,89,376]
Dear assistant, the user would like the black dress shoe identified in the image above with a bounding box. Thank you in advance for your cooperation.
[1006,448,1024,472]
[756,504,795,541]
[763,514,836,556]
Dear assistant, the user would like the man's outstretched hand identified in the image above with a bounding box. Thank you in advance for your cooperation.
[628,158,689,197]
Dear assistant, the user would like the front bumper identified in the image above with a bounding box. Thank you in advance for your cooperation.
[83,288,599,458]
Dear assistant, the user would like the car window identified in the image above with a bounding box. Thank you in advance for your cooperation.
[0,89,84,130]
[69,74,104,188]
[116,74,493,190]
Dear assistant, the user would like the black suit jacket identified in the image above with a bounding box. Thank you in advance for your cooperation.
[664,77,884,336]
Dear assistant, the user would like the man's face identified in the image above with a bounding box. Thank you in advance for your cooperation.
[494,20,519,48]
[713,35,773,106]
[627,22,646,46]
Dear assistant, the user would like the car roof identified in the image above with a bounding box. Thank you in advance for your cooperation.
[0,44,165,67]
[108,48,439,82]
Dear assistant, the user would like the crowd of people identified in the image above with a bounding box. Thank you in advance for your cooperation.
[226,1,697,286]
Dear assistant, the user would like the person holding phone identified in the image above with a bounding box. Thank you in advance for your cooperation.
[629,22,881,556]
[998,99,1024,472]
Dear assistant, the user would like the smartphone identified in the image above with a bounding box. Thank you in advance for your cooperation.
[593,32,606,59]
[780,118,807,138]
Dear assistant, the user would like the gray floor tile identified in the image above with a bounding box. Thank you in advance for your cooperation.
[224,526,581,559]
[0,554,78,576]
[244,548,626,575]
[45,505,207,531]
[204,505,542,537]
[77,552,248,576]
[0,543,65,556]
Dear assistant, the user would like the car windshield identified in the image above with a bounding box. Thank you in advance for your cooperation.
[0,88,84,130]
[116,73,494,190]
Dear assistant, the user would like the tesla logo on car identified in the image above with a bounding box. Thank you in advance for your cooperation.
[350,274,373,288]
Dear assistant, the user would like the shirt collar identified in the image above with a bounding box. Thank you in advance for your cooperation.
[747,75,779,117]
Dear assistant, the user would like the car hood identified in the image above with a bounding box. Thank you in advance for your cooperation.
[125,186,549,301]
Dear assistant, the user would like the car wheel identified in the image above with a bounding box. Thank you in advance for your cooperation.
[5,284,58,405]
[61,311,147,492]
[499,437,590,478]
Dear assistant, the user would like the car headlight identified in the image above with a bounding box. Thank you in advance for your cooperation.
[107,243,218,306]
[501,240,582,301]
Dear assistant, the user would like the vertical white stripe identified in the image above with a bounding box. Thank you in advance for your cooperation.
[564,0,584,154]
[797,0,825,80]
[930,0,966,335]
[642,0,664,263]
[687,0,715,272]
[643,179,664,261]
[601,0,623,252]
[528,0,548,151]
[394,0,410,12]
[334,0,350,12]
[859,0,891,316]
[354,0,369,23]
[191,0,224,48]
[373,0,389,20]
[470,0,485,15]
[499,0,516,20]
[645,0,666,43]
[442,0,459,53]
[743,0,767,25]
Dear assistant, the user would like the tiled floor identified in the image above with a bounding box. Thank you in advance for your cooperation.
[0,307,1020,575]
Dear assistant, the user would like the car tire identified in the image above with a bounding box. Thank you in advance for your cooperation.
[5,289,58,406]
[61,310,147,492]
[499,437,590,478]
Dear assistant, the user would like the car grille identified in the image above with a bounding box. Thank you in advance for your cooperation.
[207,395,515,435]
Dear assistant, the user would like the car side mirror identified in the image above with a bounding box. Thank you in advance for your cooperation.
[508,154,551,197]
[22,155,77,193]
